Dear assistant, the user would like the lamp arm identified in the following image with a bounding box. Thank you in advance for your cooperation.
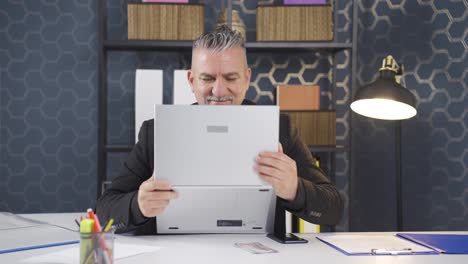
[379,55,404,85]
[395,64,404,85]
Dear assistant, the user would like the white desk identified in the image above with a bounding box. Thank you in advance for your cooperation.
[1,213,468,264]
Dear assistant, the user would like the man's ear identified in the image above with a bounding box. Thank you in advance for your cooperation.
[245,67,252,87]
[187,70,195,93]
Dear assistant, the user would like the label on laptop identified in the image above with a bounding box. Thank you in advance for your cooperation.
[217,220,242,227]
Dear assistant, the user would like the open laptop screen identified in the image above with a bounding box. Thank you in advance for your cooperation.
[154,105,279,187]
[154,105,279,234]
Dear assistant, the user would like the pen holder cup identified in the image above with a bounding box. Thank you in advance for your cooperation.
[80,230,115,264]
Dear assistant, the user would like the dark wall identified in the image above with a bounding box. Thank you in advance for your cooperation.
[351,0,467,231]
[0,1,98,212]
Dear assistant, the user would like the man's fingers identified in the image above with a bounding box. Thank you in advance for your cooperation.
[138,177,177,218]
[258,151,291,163]
[259,151,283,159]
[153,179,173,190]
[139,191,176,217]
[140,177,159,191]
[278,143,283,153]
[256,156,288,172]
[140,178,173,191]
[142,191,178,201]
[255,164,283,180]
[259,174,279,186]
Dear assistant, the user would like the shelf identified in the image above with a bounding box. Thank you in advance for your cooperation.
[104,40,193,51]
[246,42,352,52]
[106,145,133,152]
[308,145,348,153]
[104,40,352,52]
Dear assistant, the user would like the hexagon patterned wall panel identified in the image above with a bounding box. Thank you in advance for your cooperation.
[352,0,467,231]
[0,0,98,212]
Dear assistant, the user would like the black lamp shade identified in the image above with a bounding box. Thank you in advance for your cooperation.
[351,73,417,120]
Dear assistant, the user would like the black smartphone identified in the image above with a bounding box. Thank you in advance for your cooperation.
[267,233,308,244]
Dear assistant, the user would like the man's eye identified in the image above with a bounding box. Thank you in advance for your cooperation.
[202,78,214,81]
[226,78,237,82]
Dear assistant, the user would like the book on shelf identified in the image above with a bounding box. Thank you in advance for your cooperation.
[286,111,336,146]
[277,85,320,111]
[257,5,333,41]
[298,218,320,233]
[284,0,327,5]
[286,211,293,233]
[128,3,204,40]
[142,0,189,2]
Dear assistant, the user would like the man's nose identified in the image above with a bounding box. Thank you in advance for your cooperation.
[212,78,228,96]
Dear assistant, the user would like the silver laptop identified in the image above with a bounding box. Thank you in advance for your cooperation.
[154,105,279,234]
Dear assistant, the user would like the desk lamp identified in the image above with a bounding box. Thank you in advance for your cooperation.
[351,55,417,231]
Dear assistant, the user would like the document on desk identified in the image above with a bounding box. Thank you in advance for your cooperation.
[0,212,43,230]
[22,242,161,263]
[316,234,438,256]
[0,224,79,254]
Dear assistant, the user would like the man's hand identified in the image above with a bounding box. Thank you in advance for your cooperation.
[254,143,298,201]
[137,177,178,218]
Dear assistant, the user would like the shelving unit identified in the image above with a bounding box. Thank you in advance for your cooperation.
[104,39,352,52]
[97,0,358,231]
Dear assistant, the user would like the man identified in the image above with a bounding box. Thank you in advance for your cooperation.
[96,25,343,234]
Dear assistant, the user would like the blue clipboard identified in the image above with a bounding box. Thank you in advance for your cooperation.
[397,233,468,254]
[316,234,438,256]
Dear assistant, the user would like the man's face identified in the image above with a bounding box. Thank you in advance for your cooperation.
[188,47,251,105]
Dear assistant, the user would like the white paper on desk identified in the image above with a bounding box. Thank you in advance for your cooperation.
[22,242,161,263]
[1,224,78,254]
[317,234,435,254]
[0,212,43,230]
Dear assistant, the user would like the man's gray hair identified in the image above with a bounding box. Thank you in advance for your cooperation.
[193,25,245,52]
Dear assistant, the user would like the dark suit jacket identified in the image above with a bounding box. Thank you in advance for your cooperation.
[96,100,343,234]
